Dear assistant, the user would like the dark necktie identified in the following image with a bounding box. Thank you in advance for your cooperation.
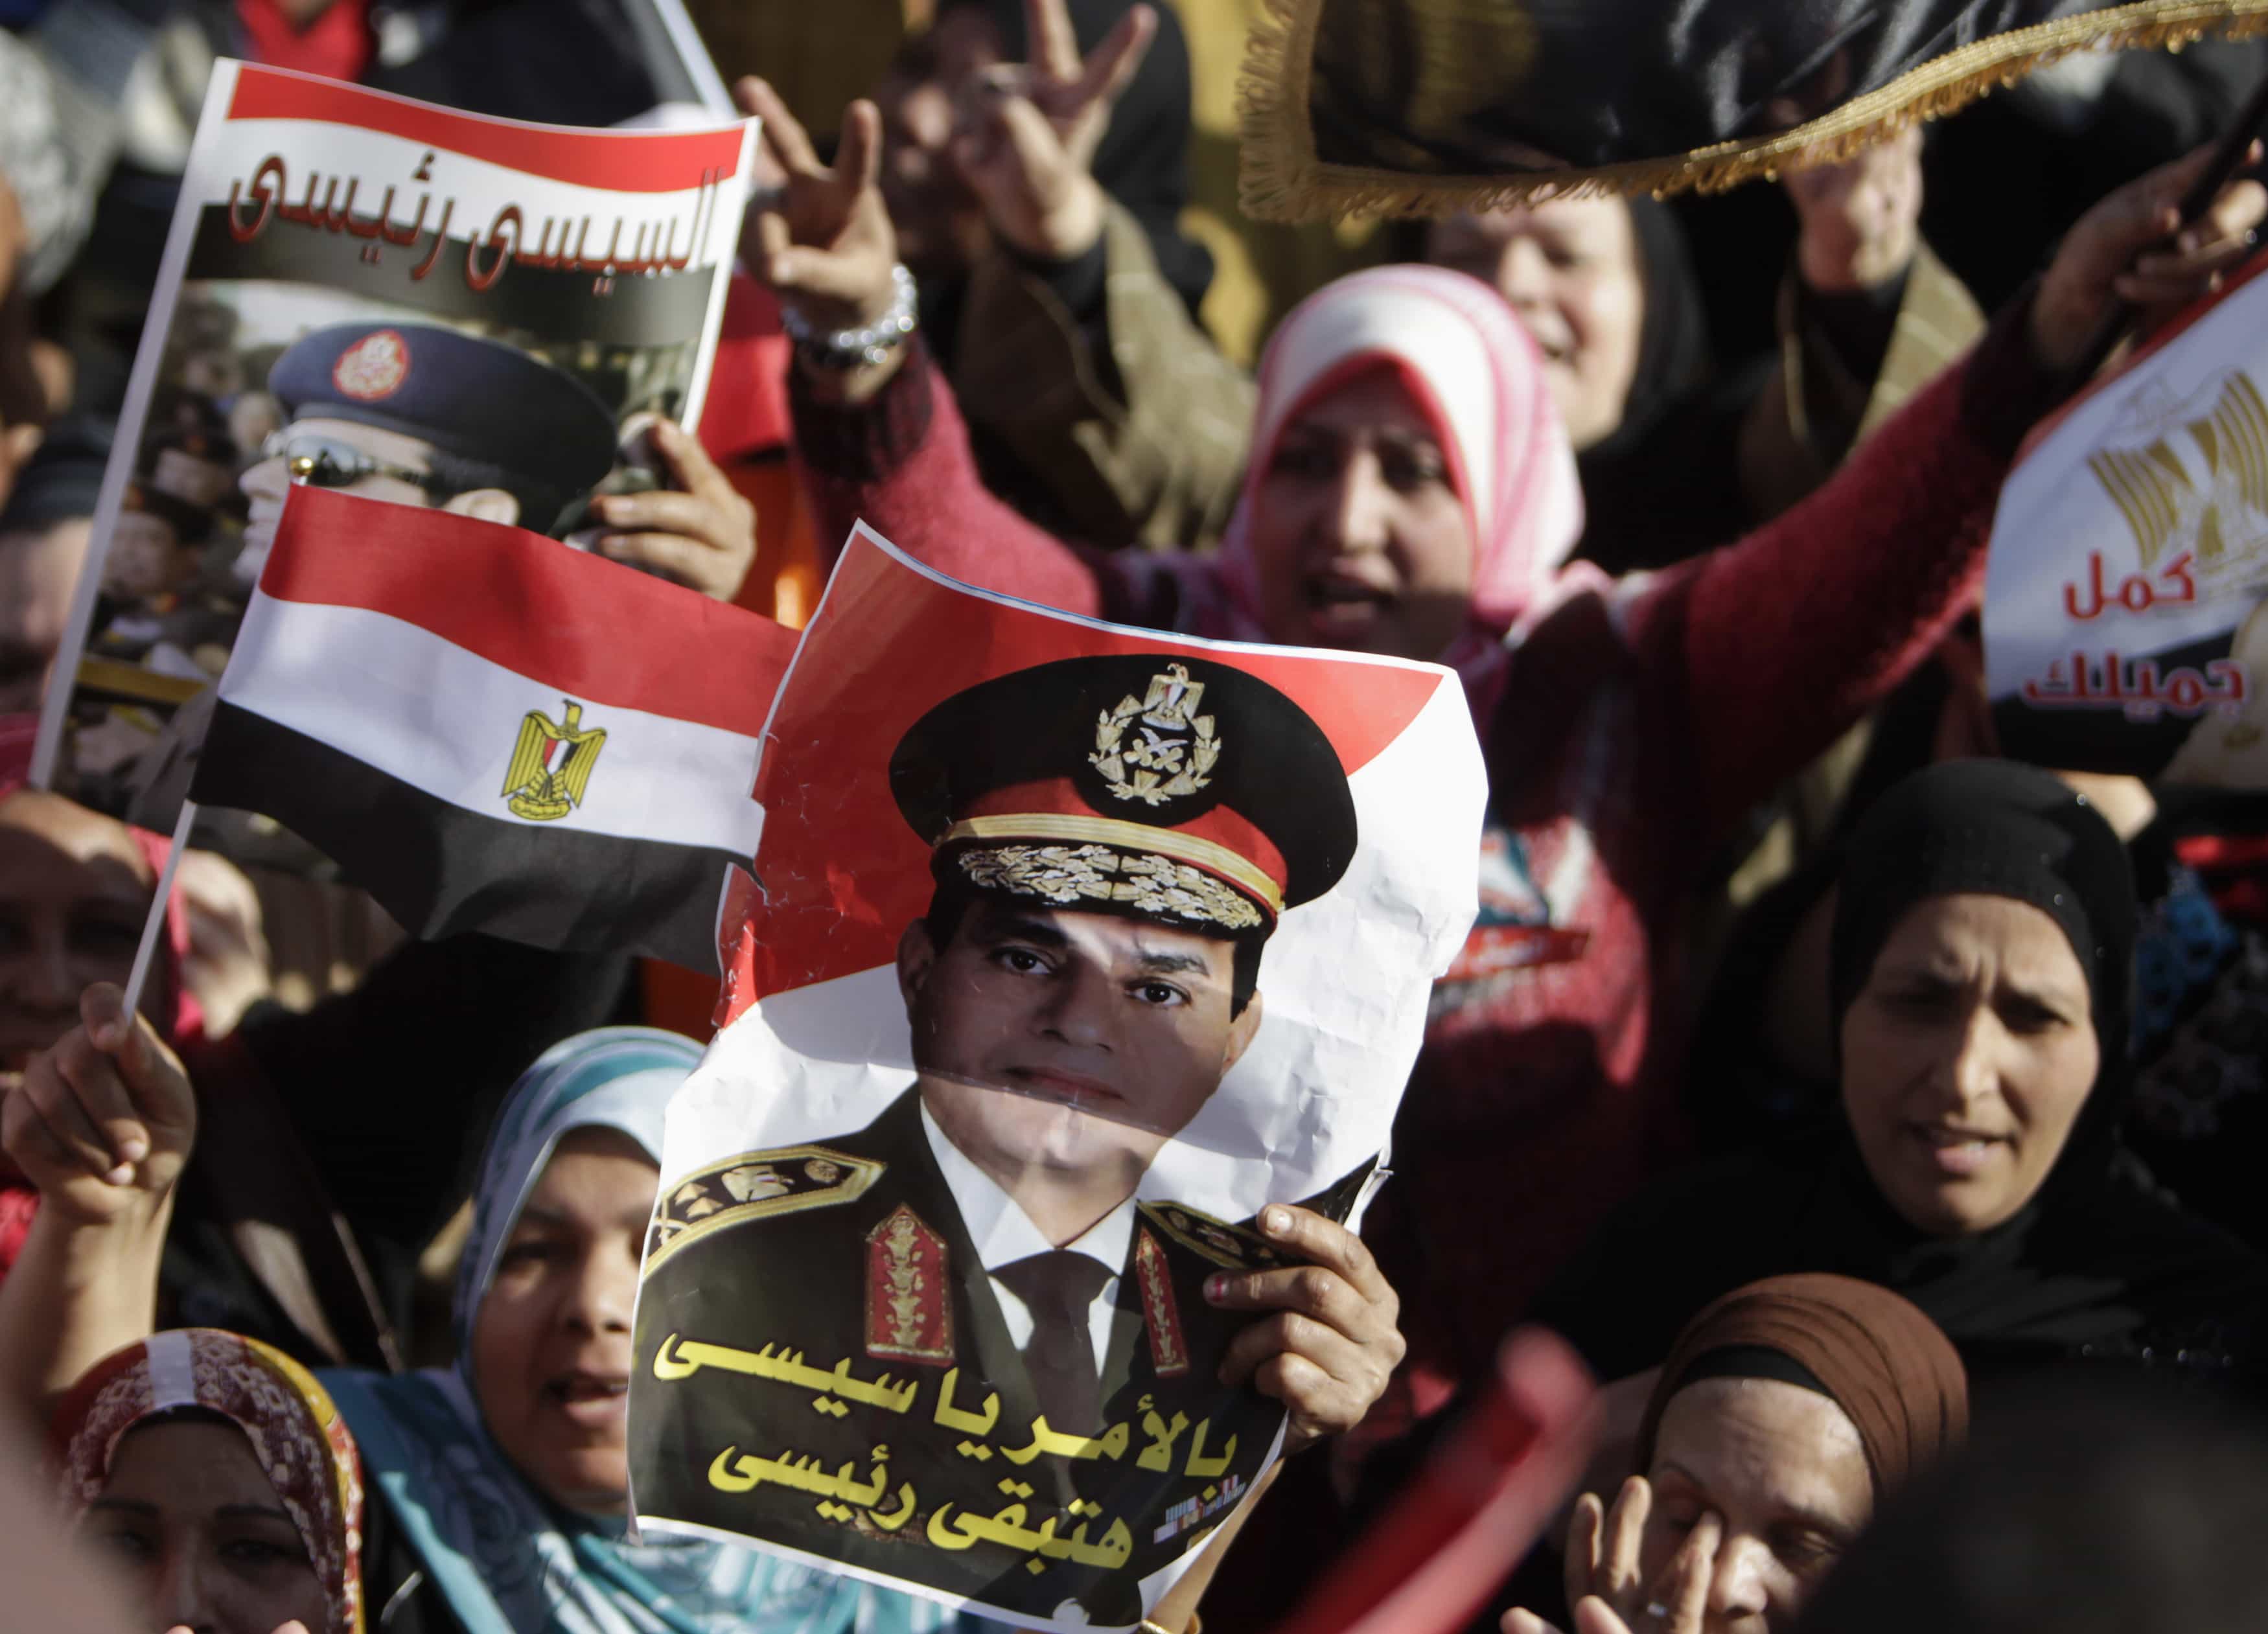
[994,1250,1115,1434]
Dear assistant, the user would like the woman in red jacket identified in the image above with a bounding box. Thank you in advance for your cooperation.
[734,71,2263,1427]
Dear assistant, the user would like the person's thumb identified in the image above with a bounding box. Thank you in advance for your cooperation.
[80,982,135,1059]
[80,982,191,1134]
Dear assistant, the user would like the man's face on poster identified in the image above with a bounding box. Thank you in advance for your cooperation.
[897,897,1264,1191]
[236,415,521,579]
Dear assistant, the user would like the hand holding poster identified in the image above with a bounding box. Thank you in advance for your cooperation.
[1240,0,2268,218]
[630,527,1487,1629]
[1985,249,2268,785]
[31,61,754,823]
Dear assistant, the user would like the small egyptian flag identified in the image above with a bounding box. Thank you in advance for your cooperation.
[190,485,789,972]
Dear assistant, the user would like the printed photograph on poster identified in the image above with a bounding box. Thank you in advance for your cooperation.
[30,59,753,828]
[1984,249,2268,786]
[629,526,1487,1631]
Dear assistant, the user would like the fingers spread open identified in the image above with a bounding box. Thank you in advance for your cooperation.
[1075,5,1157,113]
[1656,1511,1721,1634]
[741,78,822,176]
[1566,1491,1606,1608]
[1600,1475,1650,1602]
[1026,0,1084,82]
[837,99,883,194]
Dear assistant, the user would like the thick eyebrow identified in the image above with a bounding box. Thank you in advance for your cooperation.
[87,1498,157,1517]
[1131,949,1213,978]
[976,914,1069,950]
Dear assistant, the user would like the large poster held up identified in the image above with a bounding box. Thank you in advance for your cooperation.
[630,526,1487,1631]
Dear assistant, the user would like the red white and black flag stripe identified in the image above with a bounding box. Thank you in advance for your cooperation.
[191,485,791,971]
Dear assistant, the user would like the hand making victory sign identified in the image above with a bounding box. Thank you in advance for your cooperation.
[739,0,1155,398]
[949,0,1157,264]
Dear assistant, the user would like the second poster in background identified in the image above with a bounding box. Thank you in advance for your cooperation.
[30,59,753,825]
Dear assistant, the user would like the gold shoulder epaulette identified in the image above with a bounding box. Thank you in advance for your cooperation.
[1137,1199,1291,1272]
[644,1145,882,1272]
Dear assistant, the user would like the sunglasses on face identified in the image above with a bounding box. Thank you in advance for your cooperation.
[261,431,446,494]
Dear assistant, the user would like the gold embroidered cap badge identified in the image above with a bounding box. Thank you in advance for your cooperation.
[1089,663,1222,807]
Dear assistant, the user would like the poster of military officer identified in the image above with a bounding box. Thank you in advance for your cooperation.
[632,526,1487,1631]
[32,60,755,820]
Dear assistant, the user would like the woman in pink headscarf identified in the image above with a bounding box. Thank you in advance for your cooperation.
[739,74,2263,1427]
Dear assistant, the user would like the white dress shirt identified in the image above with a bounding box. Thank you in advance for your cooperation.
[920,1103,1135,1371]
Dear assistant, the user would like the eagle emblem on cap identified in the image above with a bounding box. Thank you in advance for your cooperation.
[332,329,410,401]
[1089,663,1221,807]
[502,698,605,822]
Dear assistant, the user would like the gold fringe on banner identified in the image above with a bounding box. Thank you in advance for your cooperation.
[1240,0,2268,222]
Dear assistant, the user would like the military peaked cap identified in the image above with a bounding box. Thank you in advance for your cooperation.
[890,654,1358,935]
[267,322,618,499]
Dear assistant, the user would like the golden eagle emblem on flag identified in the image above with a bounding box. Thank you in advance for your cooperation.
[502,698,605,822]
[2087,370,2268,593]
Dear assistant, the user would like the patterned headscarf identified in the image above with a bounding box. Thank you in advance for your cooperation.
[1212,264,1593,703]
[52,1329,365,1634]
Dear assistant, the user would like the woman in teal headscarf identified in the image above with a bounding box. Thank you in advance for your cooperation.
[320,1027,968,1634]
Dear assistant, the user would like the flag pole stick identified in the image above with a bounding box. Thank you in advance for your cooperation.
[122,801,196,1022]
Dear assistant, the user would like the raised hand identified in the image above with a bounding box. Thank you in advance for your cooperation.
[1205,1204,1406,1453]
[2032,140,2268,375]
[2,984,195,1227]
[1503,1476,1719,1634]
[949,0,1157,264]
[735,79,902,347]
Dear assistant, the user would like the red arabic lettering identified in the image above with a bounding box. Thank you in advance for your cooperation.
[2020,650,2248,720]
[225,154,285,242]
[2062,551,2200,621]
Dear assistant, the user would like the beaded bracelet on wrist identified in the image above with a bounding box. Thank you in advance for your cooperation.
[781,262,918,370]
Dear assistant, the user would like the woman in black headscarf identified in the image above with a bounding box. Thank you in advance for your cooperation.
[1535,759,2268,1401]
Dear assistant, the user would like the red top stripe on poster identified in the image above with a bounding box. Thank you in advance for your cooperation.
[227,65,746,194]
[260,487,793,739]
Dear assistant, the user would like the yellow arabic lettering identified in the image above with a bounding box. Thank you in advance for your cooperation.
[865,1482,917,1532]
[1185,1418,1236,1479]
[1137,1399,1190,1473]
[921,1501,1137,1567]
[1000,1415,1132,1466]
[699,1440,894,1506]
[648,1333,920,1414]
[934,1367,1001,1436]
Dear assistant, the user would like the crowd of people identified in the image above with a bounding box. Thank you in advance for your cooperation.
[6,2,2268,1633]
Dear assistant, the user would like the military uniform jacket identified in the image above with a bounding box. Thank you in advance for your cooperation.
[632,1087,1356,1626]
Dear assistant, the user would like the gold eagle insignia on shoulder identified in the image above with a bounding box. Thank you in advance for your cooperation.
[502,698,606,822]
[643,1145,882,1274]
[1137,1200,1290,1271]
